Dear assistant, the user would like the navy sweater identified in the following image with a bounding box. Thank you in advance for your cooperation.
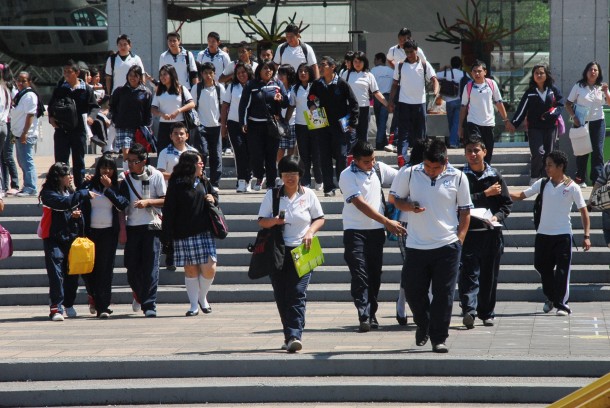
[238,79,288,124]
[110,84,153,129]
[511,85,563,130]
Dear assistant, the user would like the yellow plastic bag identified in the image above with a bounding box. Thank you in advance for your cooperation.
[68,237,95,275]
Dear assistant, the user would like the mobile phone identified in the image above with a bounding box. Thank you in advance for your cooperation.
[279,210,285,219]
[413,201,420,210]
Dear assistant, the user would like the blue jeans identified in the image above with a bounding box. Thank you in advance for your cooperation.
[1,124,18,190]
[270,247,312,342]
[397,102,427,158]
[344,229,386,321]
[43,238,80,313]
[15,141,37,193]
[446,99,461,146]
[373,94,390,146]
[124,225,160,313]
[403,241,462,345]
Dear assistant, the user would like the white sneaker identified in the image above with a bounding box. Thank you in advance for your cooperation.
[51,313,64,321]
[314,182,324,191]
[384,144,395,152]
[236,179,247,193]
[556,309,569,316]
[224,148,232,155]
[98,312,110,319]
[132,299,141,312]
[286,338,302,353]
[252,178,264,191]
[579,182,587,188]
[144,309,157,317]
[65,307,78,318]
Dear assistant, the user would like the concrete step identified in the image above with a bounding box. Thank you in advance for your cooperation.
[0,375,592,406]
[2,282,609,306]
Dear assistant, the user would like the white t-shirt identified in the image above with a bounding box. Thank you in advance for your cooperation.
[0,84,11,123]
[258,187,324,247]
[221,82,244,123]
[339,161,397,230]
[196,48,231,81]
[393,59,436,104]
[151,86,193,123]
[370,65,394,94]
[90,187,114,229]
[222,60,258,79]
[272,41,318,71]
[192,83,225,127]
[386,45,426,66]
[389,163,472,250]
[289,83,311,126]
[567,83,605,122]
[342,71,379,107]
[123,166,167,227]
[461,79,502,127]
[436,68,466,102]
[10,89,38,142]
[524,178,586,235]
[157,144,199,174]
[159,48,197,88]
[105,53,145,93]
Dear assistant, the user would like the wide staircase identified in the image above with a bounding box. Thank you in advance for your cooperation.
[1,147,609,406]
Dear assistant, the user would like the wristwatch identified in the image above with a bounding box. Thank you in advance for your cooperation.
[584,235,590,239]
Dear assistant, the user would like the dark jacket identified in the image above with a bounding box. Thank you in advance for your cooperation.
[461,163,513,230]
[40,188,90,244]
[110,83,153,129]
[307,74,359,128]
[80,180,130,235]
[238,79,288,124]
[48,80,99,131]
[511,85,563,130]
[162,176,219,240]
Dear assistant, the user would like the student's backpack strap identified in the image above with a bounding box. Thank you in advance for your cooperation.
[279,42,308,64]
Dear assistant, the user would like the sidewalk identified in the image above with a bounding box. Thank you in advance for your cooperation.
[0,301,609,359]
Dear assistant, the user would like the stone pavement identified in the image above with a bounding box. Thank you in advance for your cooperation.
[0,300,609,359]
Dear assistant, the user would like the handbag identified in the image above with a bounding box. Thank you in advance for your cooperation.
[0,224,13,260]
[181,86,201,131]
[569,124,592,156]
[68,222,94,275]
[247,187,284,279]
[264,93,286,140]
[202,181,229,239]
[590,182,610,210]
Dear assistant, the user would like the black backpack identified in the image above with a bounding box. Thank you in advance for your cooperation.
[14,89,45,118]
[533,178,549,230]
[50,92,78,131]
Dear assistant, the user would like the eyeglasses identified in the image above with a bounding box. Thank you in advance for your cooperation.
[126,159,143,165]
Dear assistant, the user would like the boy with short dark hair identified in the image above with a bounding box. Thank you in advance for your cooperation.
[196,32,231,82]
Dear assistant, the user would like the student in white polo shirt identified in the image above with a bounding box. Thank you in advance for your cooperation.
[340,141,406,332]
[196,32,231,82]
[371,53,394,150]
[105,34,146,95]
[273,24,319,79]
[386,27,427,69]
[389,139,471,353]
[388,39,439,160]
[510,150,590,316]
[159,32,198,88]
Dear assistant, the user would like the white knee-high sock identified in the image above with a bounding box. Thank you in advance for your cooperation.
[198,276,214,308]
[184,277,199,312]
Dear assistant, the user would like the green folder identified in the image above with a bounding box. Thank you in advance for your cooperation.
[291,236,324,278]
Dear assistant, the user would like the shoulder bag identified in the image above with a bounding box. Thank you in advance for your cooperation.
[247,187,285,279]
[263,85,286,140]
[181,86,201,131]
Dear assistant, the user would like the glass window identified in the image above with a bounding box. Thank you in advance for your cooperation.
[71,8,107,45]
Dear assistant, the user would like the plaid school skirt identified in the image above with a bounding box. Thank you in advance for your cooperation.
[279,125,296,149]
[115,128,136,149]
[173,231,217,266]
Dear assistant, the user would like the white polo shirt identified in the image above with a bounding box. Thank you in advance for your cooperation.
[339,161,397,230]
[461,79,502,127]
[390,163,472,250]
[386,45,427,66]
[343,71,379,107]
[159,48,197,88]
[157,143,198,174]
[221,83,243,123]
[196,48,231,81]
[105,53,145,93]
[10,89,38,142]
[192,83,225,127]
[272,41,318,71]
[151,86,193,123]
[393,59,436,104]
[371,65,394,94]
[289,83,311,126]
[258,187,324,247]
[567,83,605,122]
[524,178,586,235]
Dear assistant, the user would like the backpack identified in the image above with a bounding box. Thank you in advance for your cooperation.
[134,126,157,153]
[279,42,309,64]
[109,51,135,91]
[14,89,45,118]
[50,92,78,130]
[533,178,549,230]
[465,78,496,105]
[0,224,13,260]
[438,68,459,97]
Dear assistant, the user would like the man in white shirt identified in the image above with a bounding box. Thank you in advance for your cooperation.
[196,32,231,82]
[371,53,394,150]
[273,24,319,79]
[388,39,439,160]
[105,34,146,95]
[339,141,406,332]
[389,139,472,353]
[159,32,198,88]
[510,150,590,316]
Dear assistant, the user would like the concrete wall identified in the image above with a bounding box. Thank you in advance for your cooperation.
[107,0,167,77]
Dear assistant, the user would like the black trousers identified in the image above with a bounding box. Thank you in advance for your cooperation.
[295,124,322,187]
[84,227,119,313]
[227,120,251,183]
[527,127,555,179]
[247,120,279,188]
[343,229,386,321]
[316,124,348,193]
[464,122,495,164]
[534,233,572,312]
[54,128,86,188]
[355,106,370,143]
